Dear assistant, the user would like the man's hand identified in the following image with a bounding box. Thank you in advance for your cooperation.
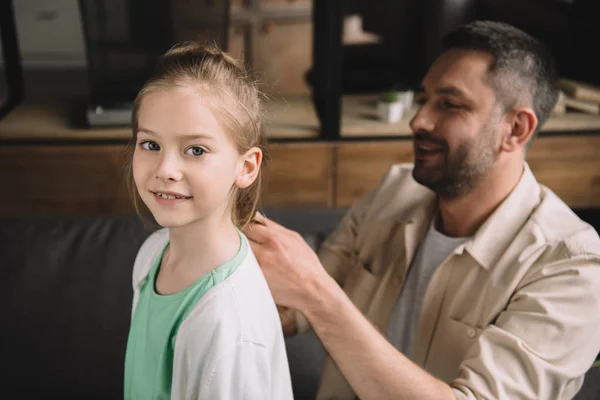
[242,214,328,313]
[276,305,298,336]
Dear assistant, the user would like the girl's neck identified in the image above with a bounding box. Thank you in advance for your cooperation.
[164,210,241,276]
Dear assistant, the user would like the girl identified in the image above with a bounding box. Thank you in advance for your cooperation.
[123,42,294,400]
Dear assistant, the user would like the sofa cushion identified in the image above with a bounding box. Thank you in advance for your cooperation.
[0,208,346,399]
[1,216,153,399]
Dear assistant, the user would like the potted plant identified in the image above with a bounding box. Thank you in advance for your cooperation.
[377,90,404,123]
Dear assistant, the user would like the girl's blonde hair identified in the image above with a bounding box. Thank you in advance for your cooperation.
[125,41,267,229]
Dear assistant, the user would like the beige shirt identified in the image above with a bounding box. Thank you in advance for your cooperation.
[299,163,600,400]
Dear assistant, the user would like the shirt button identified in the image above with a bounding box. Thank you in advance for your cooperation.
[466,327,477,338]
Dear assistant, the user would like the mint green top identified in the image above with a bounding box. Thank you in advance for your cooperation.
[124,231,247,400]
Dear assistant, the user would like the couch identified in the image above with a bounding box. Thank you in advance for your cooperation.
[2,208,599,399]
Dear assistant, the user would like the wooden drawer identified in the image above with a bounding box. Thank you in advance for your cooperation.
[263,142,335,207]
[527,135,600,209]
[0,145,134,217]
[0,142,335,216]
[335,141,414,207]
[336,136,600,209]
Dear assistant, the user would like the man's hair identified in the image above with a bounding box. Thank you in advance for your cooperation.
[442,20,560,142]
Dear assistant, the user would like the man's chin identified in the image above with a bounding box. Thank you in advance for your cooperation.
[412,166,442,192]
[412,164,434,184]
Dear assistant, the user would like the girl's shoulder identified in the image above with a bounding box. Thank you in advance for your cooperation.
[132,228,169,288]
[177,251,280,344]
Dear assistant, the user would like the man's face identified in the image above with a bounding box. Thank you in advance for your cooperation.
[409,49,503,198]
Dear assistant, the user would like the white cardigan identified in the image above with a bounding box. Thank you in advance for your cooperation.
[131,229,294,400]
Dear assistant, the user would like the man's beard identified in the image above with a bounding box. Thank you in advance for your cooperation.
[412,126,499,199]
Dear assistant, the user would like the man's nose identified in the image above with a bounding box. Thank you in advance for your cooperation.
[409,103,435,133]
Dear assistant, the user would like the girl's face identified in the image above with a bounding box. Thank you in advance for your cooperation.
[133,86,260,228]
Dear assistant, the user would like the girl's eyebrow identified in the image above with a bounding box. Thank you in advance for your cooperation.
[137,127,215,142]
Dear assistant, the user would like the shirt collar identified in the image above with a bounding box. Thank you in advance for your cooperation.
[460,163,541,269]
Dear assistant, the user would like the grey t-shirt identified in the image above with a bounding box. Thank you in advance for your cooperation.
[386,217,469,359]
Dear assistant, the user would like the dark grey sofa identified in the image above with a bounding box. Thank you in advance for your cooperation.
[0,209,343,400]
[2,208,599,399]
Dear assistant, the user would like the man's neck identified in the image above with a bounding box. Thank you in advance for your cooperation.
[437,160,525,238]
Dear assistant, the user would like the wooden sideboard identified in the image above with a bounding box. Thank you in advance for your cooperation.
[1,99,600,217]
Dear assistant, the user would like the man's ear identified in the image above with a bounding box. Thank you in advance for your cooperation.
[235,147,262,189]
[501,107,538,152]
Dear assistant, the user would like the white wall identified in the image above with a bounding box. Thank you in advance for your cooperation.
[1,0,86,68]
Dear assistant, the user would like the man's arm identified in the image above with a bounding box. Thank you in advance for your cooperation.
[451,255,600,399]
[247,215,600,399]
[305,265,456,400]
[257,190,377,336]
[244,218,456,400]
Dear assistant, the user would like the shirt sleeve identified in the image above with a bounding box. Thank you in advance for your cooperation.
[293,188,379,333]
[194,342,272,400]
[130,228,167,317]
[451,254,600,399]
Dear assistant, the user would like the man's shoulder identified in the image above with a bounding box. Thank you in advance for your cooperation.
[378,163,416,187]
[531,187,600,258]
[361,163,434,218]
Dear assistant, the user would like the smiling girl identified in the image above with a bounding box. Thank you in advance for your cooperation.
[123,42,293,400]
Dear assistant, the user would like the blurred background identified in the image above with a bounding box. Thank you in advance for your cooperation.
[2,0,600,118]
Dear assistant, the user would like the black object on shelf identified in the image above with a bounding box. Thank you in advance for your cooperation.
[310,0,343,140]
[78,0,230,128]
[0,0,24,120]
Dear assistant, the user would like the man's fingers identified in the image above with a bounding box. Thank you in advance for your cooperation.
[252,211,268,226]
[254,212,290,232]
[243,220,272,244]
[248,239,263,256]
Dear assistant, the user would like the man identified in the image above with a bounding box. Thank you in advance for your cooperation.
[244,21,600,399]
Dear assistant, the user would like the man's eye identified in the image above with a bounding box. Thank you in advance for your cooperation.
[440,100,460,109]
[140,140,160,151]
[185,146,205,157]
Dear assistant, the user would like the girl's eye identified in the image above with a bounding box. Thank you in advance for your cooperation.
[185,146,205,157]
[140,140,160,151]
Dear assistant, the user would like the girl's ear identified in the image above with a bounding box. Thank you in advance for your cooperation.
[235,147,262,189]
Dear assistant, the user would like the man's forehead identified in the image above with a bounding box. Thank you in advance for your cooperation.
[422,49,495,96]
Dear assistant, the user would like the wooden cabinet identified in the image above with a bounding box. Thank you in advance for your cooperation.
[1,103,599,216]
[0,142,334,217]
[335,136,600,209]
[0,145,134,216]
[527,135,600,209]
[336,141,414,207]
[1,136,599,216]
[263,142,335,207]
[229,0,312,95]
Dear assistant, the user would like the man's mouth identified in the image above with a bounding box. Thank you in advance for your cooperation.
[414,132,445,156]
[415,143,443,154]
[414,140,445,156]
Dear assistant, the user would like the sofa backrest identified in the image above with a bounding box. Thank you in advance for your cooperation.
[0,208,346,399]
